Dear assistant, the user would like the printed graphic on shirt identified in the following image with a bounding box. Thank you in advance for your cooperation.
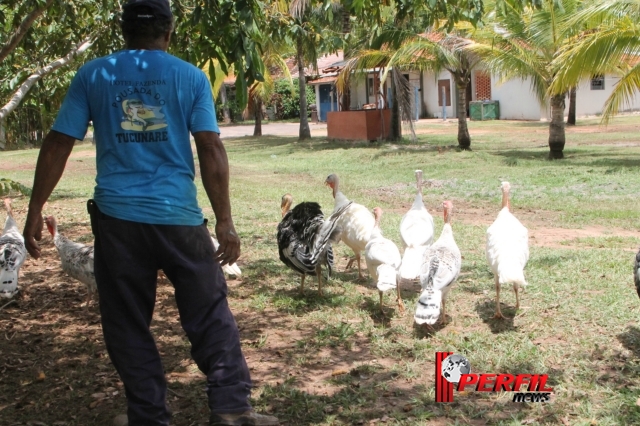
[120,98,168,132]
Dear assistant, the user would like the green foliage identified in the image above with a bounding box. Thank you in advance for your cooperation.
[0,178,31,197]
[269,78,316,120]
[215,87,244,123]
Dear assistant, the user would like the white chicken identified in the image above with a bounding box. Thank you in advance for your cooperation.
[0,198,26,298]
[414,201,461,326]
[398,170,434,282]
[325,173,375,280]
[44,215,97,307]
[364,207,404,314]
[486,182,529,319]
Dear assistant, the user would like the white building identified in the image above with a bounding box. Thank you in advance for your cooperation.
[306,53,640,121]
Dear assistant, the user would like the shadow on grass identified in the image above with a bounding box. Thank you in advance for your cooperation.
[474,299,518,334]
[225,134,450,155]
[587,326,640,424]
[493,147,640,169]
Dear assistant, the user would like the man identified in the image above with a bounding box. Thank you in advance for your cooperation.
[22,1,278,425]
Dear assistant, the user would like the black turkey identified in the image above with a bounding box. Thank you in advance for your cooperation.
[277,194,351,295]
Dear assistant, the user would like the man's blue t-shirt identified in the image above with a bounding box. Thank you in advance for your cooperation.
[52,50,219,226]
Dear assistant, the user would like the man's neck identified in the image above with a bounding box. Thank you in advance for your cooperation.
[125,40,168,51]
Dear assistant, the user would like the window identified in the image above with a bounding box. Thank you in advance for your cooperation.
[368,77,374,96]
[591,75,605,90]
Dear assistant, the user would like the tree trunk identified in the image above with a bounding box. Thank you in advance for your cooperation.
[341,88,350,111]
[456,79,471,150]
[419,71,427,118]
[548,94,566,159]
[567,87,576,126]
[390,75,401,141]
[0,38,93,121]
[253,98,262,136]
[219,84,231,124]
[296,36,311,140]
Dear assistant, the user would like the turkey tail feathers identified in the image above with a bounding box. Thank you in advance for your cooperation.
[414,287,442,325]
[498,264,527,288]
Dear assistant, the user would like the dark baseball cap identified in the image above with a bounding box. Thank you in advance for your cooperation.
[122,0,172,21]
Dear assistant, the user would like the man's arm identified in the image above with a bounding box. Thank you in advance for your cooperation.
[193,131,240,266]
[23,130,76,259]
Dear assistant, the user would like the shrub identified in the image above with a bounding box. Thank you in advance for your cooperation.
[269,79,316,120]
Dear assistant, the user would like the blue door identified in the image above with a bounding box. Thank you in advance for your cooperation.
[318,84,338,121]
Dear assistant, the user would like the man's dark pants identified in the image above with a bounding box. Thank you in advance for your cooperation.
[88,201,252,425]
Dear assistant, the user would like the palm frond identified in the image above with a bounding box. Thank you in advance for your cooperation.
[391,68,416,141]
[552,20,640,91]
[601,61,640,124]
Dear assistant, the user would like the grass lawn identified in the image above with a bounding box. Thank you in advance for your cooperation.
[1,116,640,425]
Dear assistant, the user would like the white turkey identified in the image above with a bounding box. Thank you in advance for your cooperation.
[398,170,434,282]
[210,235,242,277]
[486,182,529,319]
[277,193,351,295]
[0,198,26,298]
[414,200,461,326]
[44,215,97,307]
[364,207,404,314]
[324,173,375,279]
[158,234,242,281]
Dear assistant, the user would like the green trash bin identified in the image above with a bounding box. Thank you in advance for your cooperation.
[469,101,483,121]
[469,100,500,120]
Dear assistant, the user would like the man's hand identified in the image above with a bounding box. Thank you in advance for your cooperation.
[23,210,44,259]
[22,130,76,259]
[214,221,240,266]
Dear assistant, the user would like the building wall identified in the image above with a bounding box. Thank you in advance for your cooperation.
[489,76,547,120]
[424,70,456,118]
[315,69,640,123]
[574,75,640,116]
[349,78,368,109]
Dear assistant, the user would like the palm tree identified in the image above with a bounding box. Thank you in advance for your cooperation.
[285,0,323,140]
[337,27,480,148]
[551,0,640,124]
[468,0,584,159]
[249,42,294,136]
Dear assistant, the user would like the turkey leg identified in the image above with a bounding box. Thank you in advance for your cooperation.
[396,279,405,314]
[315,265,323,296]
[493,277,506,319]
[513,282,520,310]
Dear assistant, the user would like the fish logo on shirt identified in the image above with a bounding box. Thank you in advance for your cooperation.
[121,99,168,131]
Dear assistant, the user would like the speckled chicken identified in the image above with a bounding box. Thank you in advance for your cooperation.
[364,207,404,314]
[325,173,375,279]
[277,194,351,295]
[45,215,97,307]
[0,198,26,298]
[414,201,461,326]
[486,182,529,319]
